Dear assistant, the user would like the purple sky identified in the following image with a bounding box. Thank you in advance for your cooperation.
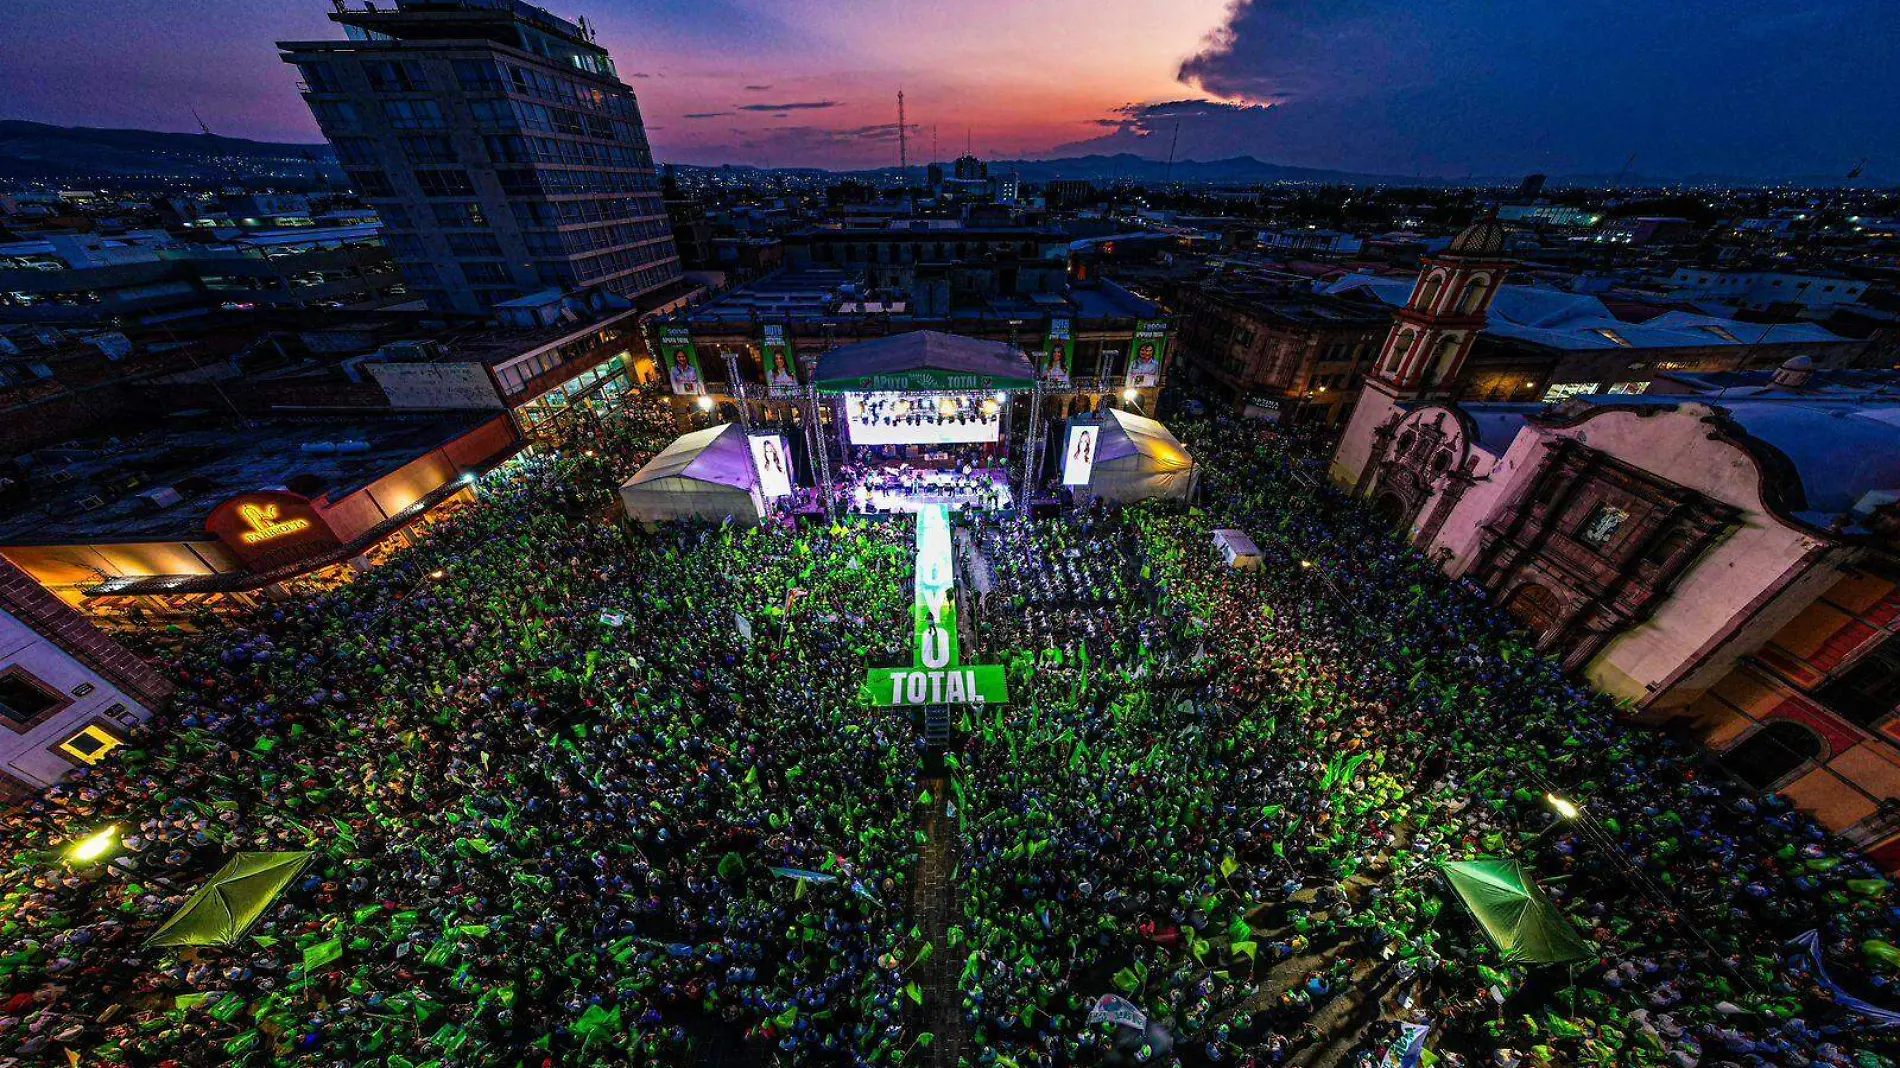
[0,0,1893,179]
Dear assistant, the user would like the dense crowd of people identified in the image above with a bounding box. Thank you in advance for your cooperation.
[2,387,1899,1068]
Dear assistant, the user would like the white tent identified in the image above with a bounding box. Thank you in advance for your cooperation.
[1082,409,1196,504]
[618,423,765,526]
[1212,529,1263,569]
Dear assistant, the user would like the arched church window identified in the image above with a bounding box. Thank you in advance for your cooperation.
[1721,720,1822,790]
[1430,450,1453,475]
[1385,330,1416,376]
[1426,335,1461,386]
[1458,276,1491,314]
[1415,272,1446,312]
[1395,429,1417,457]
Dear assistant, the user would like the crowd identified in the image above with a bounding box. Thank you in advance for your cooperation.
[3,386,1900,1068]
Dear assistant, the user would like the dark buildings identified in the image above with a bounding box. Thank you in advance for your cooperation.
[1171,270,1390,424]
[280,0,682,315]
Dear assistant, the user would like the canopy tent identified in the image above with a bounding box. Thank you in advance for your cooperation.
[813,330,1038,393]
[1439,859,1595,965]
[1212,529,1263,569]
[146,851,312,948]
[619,423,766,526]
[1080,408,1196,504]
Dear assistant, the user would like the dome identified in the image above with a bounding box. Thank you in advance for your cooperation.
[1447,218,1508,257]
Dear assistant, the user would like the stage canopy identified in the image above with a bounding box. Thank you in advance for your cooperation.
[1084,409,1196,504]
[1439,859,1595,965]
[814,330,1038,393]
[619,423,766,526]
[146,851,312,948]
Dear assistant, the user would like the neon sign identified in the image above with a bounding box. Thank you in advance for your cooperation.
[237,503,312,544]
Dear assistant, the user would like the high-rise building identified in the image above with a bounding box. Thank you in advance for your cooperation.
[953,155,988,181]
[1515,173,1547,199]
[280,0,682,315]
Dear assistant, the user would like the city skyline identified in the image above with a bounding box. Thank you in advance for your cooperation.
[0,0,1896,180]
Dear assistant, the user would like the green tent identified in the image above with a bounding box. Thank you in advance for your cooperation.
[1439,859,1594,965]
[146,852,313,948]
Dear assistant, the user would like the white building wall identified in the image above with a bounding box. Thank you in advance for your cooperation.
[0,607,153,791]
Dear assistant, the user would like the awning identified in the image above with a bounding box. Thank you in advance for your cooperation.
[1439,859,1594,964]
[813,330,1038,392]
[146,851,313,948]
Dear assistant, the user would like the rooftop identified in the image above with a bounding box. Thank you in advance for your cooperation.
[0,411,502,545]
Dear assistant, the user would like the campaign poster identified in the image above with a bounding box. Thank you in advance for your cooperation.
[1062,424,1099,486]
[762,323,798,390]
[749,433,794,499]
[1039,317,1073,387]
[1128,319,1168,388]
[658,324,704,396]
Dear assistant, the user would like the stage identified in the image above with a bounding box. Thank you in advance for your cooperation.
[847,468,1013,514]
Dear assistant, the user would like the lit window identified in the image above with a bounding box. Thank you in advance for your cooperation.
[1699,325,1739,343]
[1593,328,1633,347]
[58,724,125,766]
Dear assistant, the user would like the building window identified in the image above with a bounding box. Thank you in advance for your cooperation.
[400,135,457,165]
[414,169,475,197]
[55,723,124,766]
[381,99,445,130]
[1721,721,1822,789]
[1578,504,1629,549]
[1593,328,1633,347]
[1,667,70,732]
[1816,637,1900,728]
[298,61,343,93]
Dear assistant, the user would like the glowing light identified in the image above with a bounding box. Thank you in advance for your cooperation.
[237,503,311,545]
[696,396,714,411]
[68,825,118,864]
[1546,794,1582,820]
[1121,388,1138,401]
[1299,559,1314,569]
[429,570,446,580]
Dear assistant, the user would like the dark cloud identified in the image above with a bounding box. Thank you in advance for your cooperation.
[744,85,772,92]
[628,72,652,79]
[1151,0,1900,179]
[683,112,731,119]
[736,100,839,112]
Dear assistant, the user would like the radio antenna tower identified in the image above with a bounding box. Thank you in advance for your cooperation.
[192,106,214,138]
[897,90,908,189]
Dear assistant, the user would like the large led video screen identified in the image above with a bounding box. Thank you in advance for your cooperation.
[843,392,1000,446]
[1062,424,1099,486]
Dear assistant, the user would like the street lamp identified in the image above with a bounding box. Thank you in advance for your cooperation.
[428,569,446,581]
[696,395,714,411]
[1121,387,1137,402]
[1545,793,1582,821]
[67,825,119,865]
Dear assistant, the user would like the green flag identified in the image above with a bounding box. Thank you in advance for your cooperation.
[303,938,343,971]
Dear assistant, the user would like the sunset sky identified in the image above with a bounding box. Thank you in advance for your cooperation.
[0,0,1894,180]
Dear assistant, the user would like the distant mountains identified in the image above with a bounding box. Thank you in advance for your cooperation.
[2,122,1879,192]
[0,121,341,188]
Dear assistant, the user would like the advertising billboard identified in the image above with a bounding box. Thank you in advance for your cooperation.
[1038,317,1073,386]
[658,324,704,396]
[1128,320,1168,388]
[761,323,798,390]
[748,433,794,499]
[1062,423,1100,486]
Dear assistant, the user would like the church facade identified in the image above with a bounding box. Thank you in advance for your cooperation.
[1330,222,1900,863]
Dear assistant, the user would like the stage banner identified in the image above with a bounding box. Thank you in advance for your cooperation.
[762,323,798,389]
[748,434,794,499]
[1062,423,1100,486]
[1039,317,1074,387]
[1129,320,1168,387]
[658,325,705,396]
[861,503,1010,707]
[866,664,1010,707]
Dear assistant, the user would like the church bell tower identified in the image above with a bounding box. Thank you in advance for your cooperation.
[1331,217,1512,490]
